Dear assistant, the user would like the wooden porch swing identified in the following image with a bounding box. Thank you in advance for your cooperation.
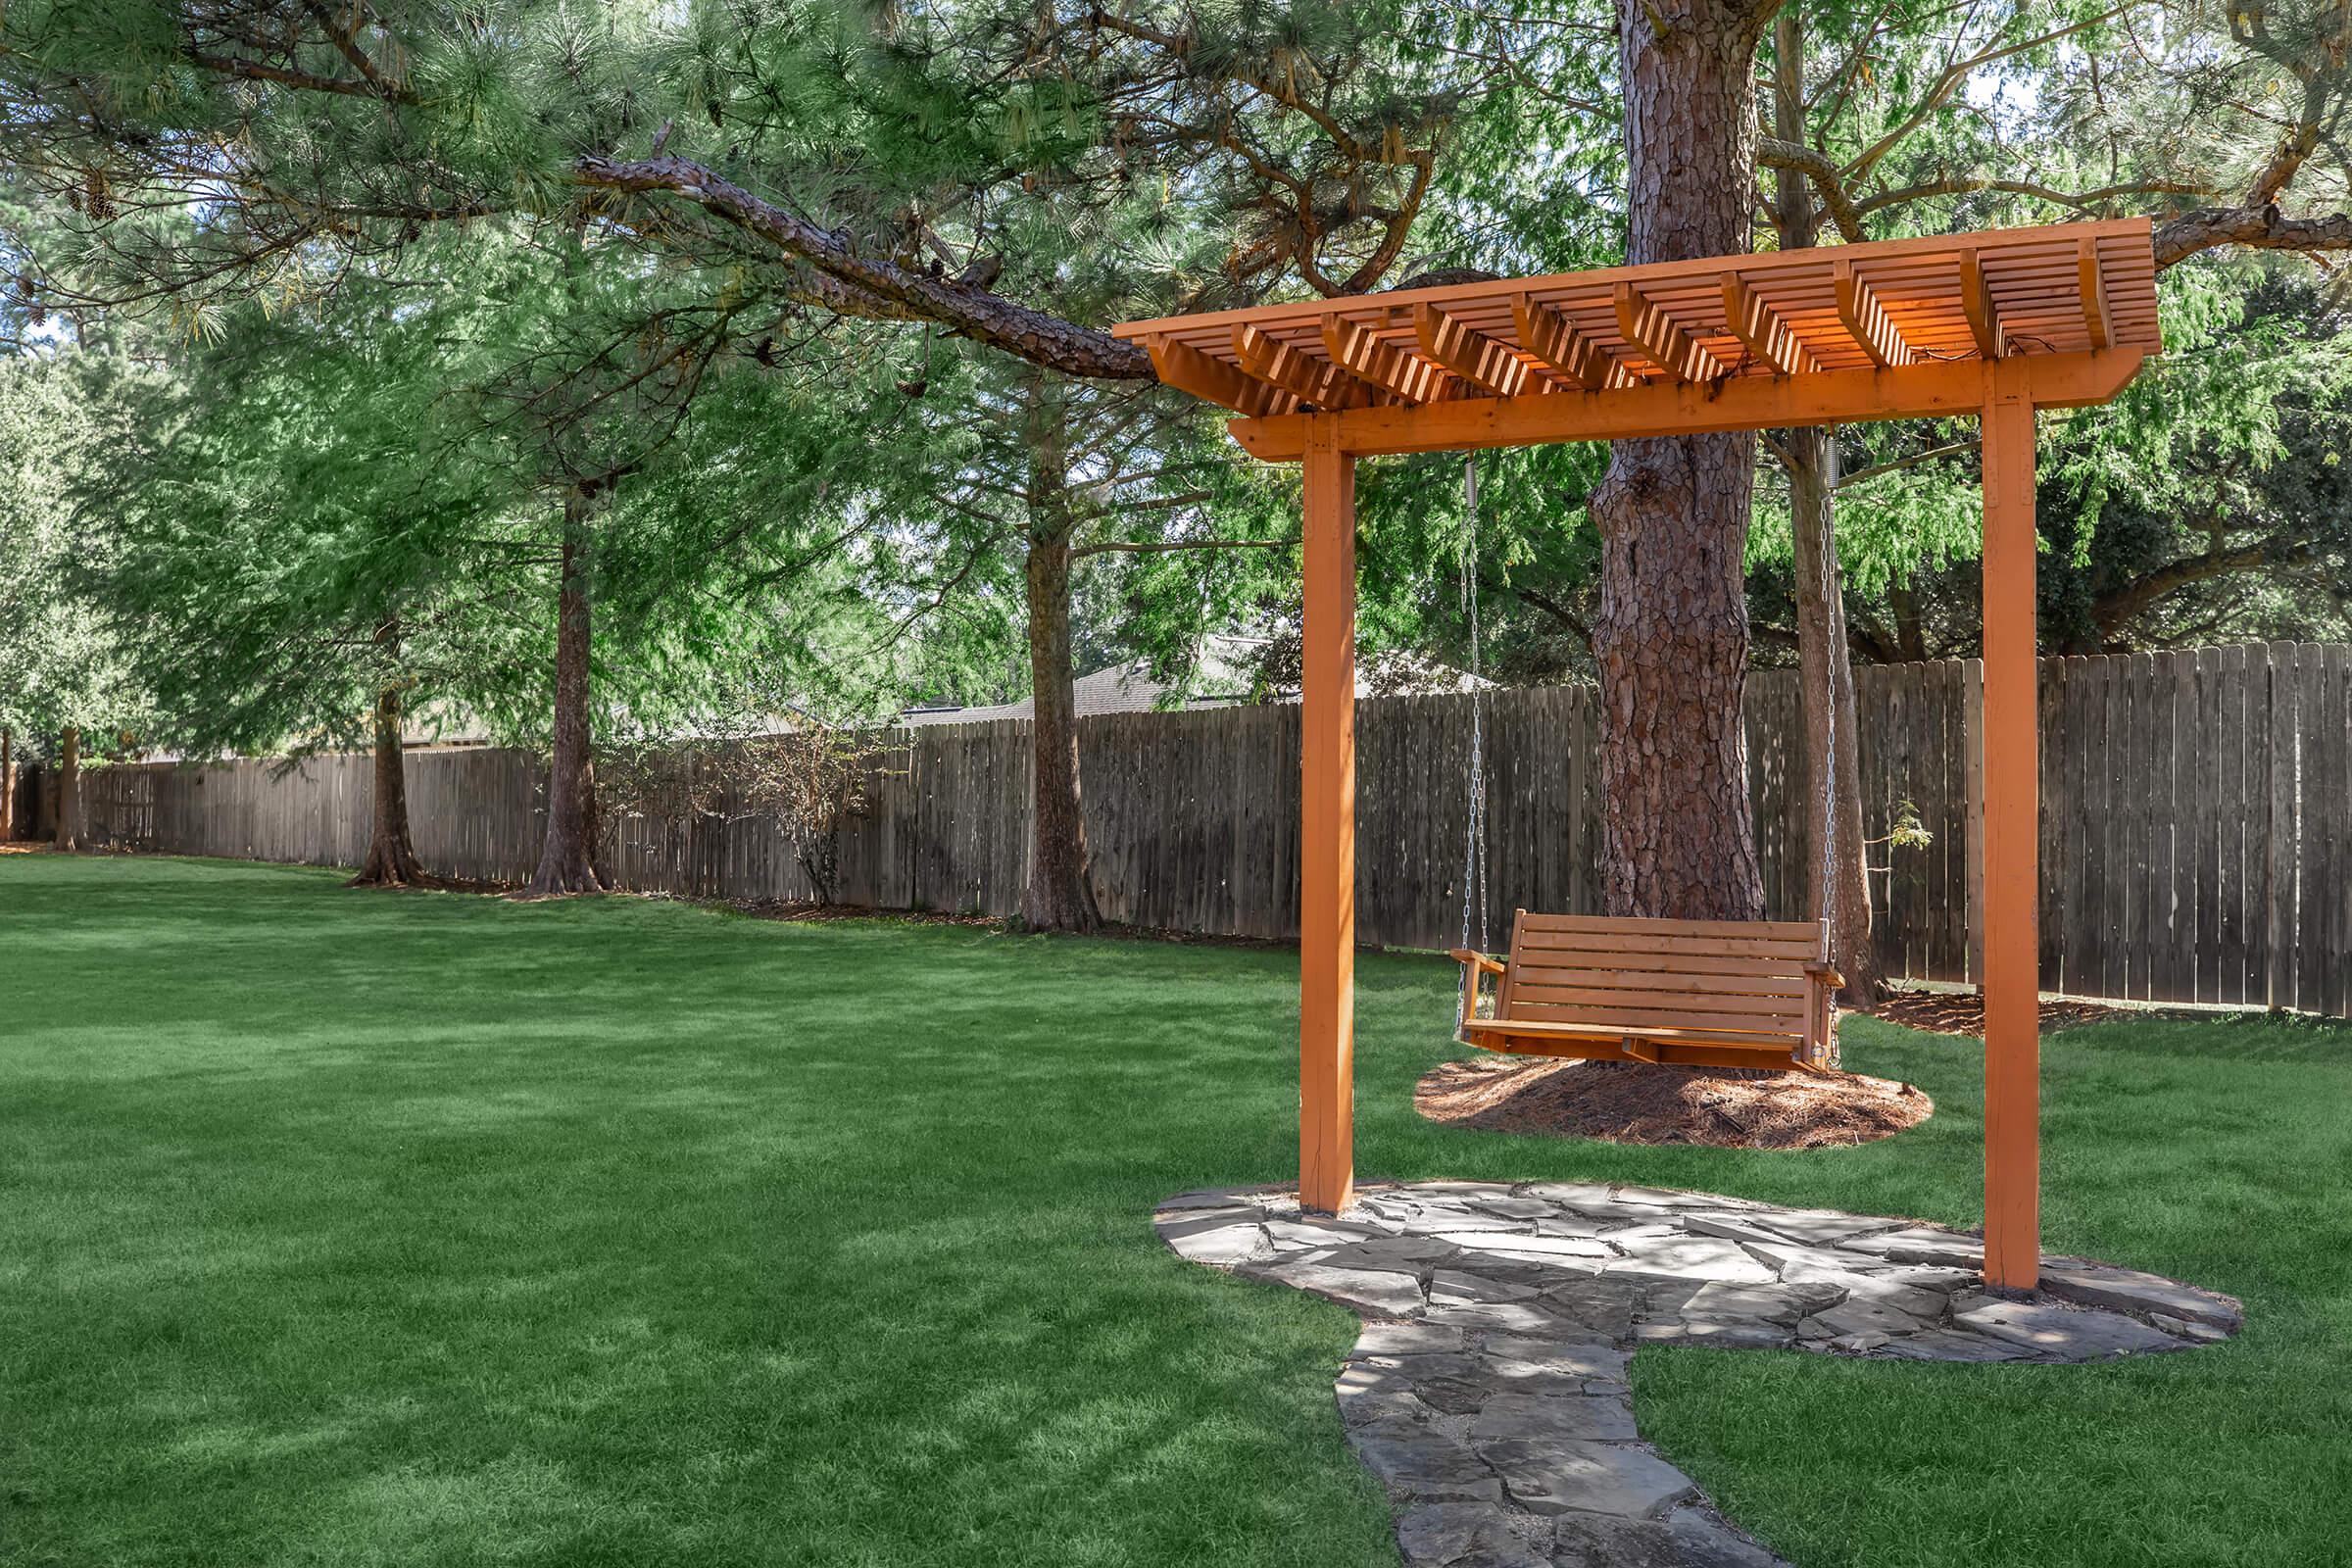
[1435,450,1842,1073]
[1451,913,1841,1071]
[1114,218,2162,1289]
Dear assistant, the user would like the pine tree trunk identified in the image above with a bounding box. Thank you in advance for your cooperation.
[54,723,78,852]
[1019,387,1102,933]
[1,725,14,841]
[527,493,605,896]
[1774,10,1883,1013]
[348,650,430,888]
[1588,0,1776,920]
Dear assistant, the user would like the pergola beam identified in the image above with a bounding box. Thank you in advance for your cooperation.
[1232,349,2143,461]
[1513,295,1636,391]
[1146,335,1298,418]
[1414,303,1538,397]
[1233,322,1381,411]
[1615,282,1726,383]
[1721,274,1820,376]
[1958,251,2006,361]
[1323,316,1458,405]
[1835,258,1916,369]
[2078,238,2113,351]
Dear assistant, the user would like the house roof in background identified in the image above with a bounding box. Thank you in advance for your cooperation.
[897,634,1486,727]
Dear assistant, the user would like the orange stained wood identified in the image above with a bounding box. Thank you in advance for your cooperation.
[1958,251,2006,360]
[1514,294,1638,391]
[1451,913,1838,1069]
[1116,219,2159,1270]
[1615,282,1726,382]
[1234,321,1381,411]
[1721,273,1820,376]
[1145,335,1298,419]
[2078,238,2112,351]
[1226,350,2140,462]
[1414,303,1538,396]
[1118,218,2159,418]
[1298,419,1356,1214]
[1323,315,1459,404]
[1834,257,1915,369]
[1980,363,2043,1290]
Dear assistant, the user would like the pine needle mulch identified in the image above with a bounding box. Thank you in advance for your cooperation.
[1415,1055,1933,1149]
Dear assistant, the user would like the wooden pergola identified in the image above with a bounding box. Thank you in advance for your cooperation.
[1114,218,2161,1291]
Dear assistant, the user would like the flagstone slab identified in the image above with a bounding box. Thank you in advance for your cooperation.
[1154,1180,2239,1568]
[1470,1390,1640,1444]
[2039,1262,2245,1329]
[1952,1294,2185,1357]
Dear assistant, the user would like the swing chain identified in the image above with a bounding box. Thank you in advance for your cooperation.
[1456,456,1488,1038]
[1809,440,1842,1065]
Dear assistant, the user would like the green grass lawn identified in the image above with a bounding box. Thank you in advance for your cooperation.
[3,855,2347,1568]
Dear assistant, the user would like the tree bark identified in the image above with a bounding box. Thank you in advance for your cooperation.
[526,492,605,896]
[1019,384,1103,933]
[54,723,79,852]
[1,725,14,842]
[348,622,431,888]
[1588,0,1777,919]
[1774,8,1883,1010]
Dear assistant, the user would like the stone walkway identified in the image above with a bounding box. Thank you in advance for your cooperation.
[1155,1181,2241,1568]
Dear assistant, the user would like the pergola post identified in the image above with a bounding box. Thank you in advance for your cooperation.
[1299,417,1357,1214]
[1980,366,2041,1289]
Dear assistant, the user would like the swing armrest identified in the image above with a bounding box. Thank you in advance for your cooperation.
[1804,962,1844,991]
[1449,950,1504,1032]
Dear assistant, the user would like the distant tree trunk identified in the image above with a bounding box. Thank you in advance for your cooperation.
[1,725,14,841]
[1786,434,1884,1017]
[54,723,79,852]
[1774,9,1884,1012]
[1020,382,1102,933]
[1588,0,1776,920]
[527,491,605,896]
[349,621,430,889]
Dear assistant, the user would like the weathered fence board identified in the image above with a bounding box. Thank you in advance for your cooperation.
[74,643,2352,1016]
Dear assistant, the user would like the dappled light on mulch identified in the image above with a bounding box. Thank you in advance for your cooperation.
[1416,1055,1932,1150]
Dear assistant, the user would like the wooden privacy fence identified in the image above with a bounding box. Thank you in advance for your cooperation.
[77,642,2352,1016]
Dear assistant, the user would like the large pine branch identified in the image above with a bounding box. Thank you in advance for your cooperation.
[2152,205,2352,268]
[574,155,1152,382]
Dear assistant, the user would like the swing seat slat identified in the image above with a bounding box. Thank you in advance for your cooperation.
[1451,912,1838,1070]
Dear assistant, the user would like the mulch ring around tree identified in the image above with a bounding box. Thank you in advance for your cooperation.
[1860,986,2185,1037]
[1416,1055,1933,1150]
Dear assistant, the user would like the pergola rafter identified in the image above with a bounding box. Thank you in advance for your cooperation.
[1116,219,2163,1293]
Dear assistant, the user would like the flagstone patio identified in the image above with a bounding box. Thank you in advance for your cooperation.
[1155,1182,2241,1568]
